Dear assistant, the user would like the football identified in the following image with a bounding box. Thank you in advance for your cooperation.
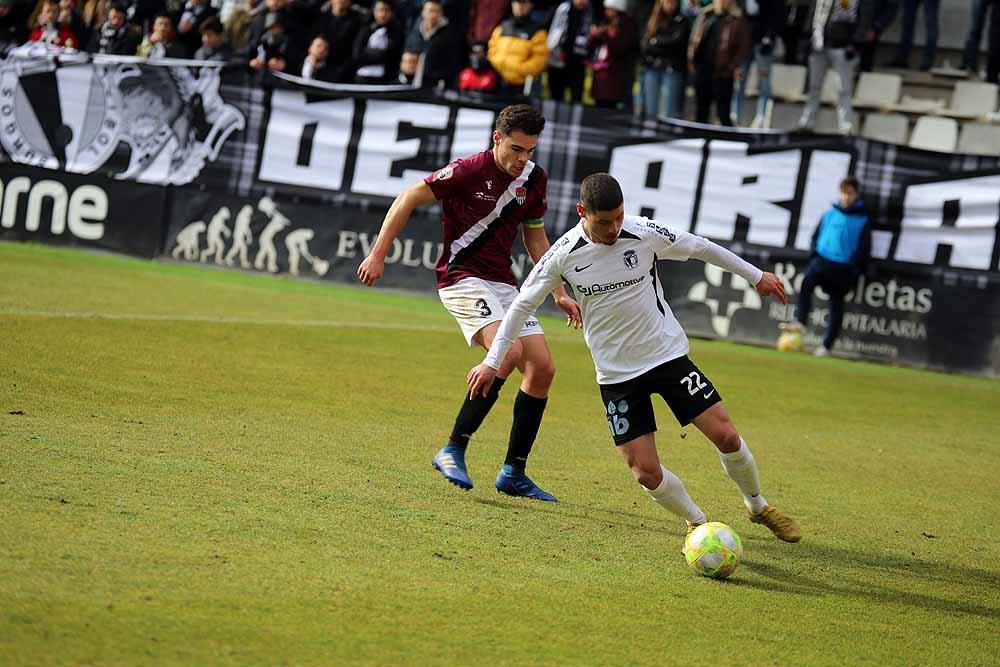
[684,522,743,579]
[776,330,803,352]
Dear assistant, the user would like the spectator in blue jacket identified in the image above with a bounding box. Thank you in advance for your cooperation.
[791,176,871,356]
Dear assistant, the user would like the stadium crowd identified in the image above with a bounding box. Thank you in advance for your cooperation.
[2,0,999,124]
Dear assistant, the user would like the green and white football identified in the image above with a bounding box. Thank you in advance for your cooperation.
[684,522,743,579]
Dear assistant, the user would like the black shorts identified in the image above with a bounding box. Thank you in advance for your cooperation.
[599,356,722,446]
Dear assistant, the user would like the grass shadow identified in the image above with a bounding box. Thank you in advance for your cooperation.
[735,542,999,620]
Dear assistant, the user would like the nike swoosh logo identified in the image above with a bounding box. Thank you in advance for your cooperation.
[574,264,593,272]
[703,389,716,399]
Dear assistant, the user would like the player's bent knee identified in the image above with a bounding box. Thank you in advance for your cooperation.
[526,359,556,383]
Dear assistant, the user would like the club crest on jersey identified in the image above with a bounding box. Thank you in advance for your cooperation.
[515,186,527,205]
[623,249,638,269]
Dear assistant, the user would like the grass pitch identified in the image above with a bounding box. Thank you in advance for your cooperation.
[1,241,998,666]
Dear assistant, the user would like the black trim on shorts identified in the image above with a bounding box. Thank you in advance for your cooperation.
[599,356,723,445]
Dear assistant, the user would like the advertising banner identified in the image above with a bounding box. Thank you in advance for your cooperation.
[3,55,998,374]
[0,162,168,257]
[164,190,535,291]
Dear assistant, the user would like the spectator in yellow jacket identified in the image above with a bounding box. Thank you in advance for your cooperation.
[487,0,548,91]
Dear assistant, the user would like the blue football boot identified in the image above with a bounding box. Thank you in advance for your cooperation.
[495,465,557,502]
[431,445,473,490]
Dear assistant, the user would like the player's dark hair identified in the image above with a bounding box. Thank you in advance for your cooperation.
[495,104,545,137]
[840,176,860,192]
[580,173,623,212]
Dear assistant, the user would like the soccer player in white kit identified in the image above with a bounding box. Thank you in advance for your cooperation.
[468,173,801,543]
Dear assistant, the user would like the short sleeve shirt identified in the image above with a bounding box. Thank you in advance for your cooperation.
[424,149,548,288]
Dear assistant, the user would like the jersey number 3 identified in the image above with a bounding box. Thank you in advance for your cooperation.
[474,298,492,317]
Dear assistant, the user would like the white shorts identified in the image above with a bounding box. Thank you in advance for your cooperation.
[438,277,544,347]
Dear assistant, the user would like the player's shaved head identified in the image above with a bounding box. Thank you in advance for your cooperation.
[495,104,545,137]
[580,173,623,212]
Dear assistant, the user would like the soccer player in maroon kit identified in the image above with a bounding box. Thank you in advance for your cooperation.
[357,104,581,501]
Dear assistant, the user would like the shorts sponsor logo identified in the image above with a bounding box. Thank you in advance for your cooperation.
[606,400,630,436]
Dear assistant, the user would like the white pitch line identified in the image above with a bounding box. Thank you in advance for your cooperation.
[0,309,588,343]
[0,310,457,333]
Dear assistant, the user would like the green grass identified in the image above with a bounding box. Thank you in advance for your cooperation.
[1,241,998,666]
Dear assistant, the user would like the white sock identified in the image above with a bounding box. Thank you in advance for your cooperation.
[646,465,707,525]
[718,438,768,514]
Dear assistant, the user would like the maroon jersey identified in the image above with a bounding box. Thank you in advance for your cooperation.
[424,149,548,288]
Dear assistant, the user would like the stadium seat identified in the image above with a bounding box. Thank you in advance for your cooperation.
[908,116,958,152]
[770,64,808,102]
[861,113,910,144]
[894,94,948,114]
[957,122,1000,155]
[853,72,903,110]
[820,69,842,105]
[814,107,842,135]
[943,81,999,119]
[769,101,804,131]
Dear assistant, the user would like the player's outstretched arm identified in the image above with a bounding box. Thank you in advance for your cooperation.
[676,233,786,305]
[357,182,437,286]
[522,225,582,328]
[754,271,787,304]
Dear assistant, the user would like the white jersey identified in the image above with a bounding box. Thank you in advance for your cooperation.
[484,215,764,384]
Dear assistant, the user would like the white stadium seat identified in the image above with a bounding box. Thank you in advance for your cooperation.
[908,116,958,152]
[862,113,910,145]
[957,122,1000,155]
[820,69,842,105]
[853,72,903,110]
[943,81,999,119]
[770,64,808,102]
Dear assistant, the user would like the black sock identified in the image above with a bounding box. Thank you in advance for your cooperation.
[448,376,506,450]
[504,390,548,471]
